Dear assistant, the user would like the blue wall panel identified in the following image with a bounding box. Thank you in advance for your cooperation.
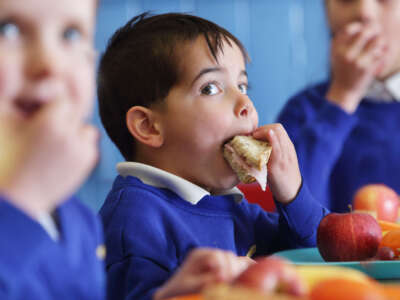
[78,0,331,211]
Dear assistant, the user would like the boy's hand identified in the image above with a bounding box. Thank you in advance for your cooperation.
[153,248,254,300]
[252,124,301,204]
[326,22,387,113]
[0,99,98,220]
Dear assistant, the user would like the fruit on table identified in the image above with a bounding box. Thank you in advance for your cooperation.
[378,220,400,232]
[380,229,400,258]
[375,246,396,260]
[233,256,306,297]
[167,295,203,300]
[295,265,371,293]
[382,284,400,300]
[317,212,382,261]
[203,284,302,300]
[309,278,386,300]
[353,184,400,222]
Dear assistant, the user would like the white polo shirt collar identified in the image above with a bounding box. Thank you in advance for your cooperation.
[365,72,400,102]
[117,161,244,205]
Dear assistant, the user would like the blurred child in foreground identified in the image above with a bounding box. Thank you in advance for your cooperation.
[0,0,104,298]
[0,1,253,299]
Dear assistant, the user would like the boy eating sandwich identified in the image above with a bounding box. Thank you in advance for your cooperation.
[97,12,329,300]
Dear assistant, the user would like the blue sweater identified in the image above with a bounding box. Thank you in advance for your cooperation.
[277,81,400,212]
[0,196,106,300]
[100,175,328,300]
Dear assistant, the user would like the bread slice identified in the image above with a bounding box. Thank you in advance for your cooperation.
[223,136,271,189]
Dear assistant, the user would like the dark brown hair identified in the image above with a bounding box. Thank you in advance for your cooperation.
[97,12,249,160]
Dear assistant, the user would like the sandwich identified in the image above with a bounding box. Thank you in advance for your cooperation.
[223,135,272,191]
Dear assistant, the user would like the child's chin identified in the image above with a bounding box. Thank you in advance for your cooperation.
[217,175,240,191]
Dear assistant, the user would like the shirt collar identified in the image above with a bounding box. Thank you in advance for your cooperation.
[386,72,400,101]
[37,213,59,241]
[117,162,244,205]
[365,72,400,102]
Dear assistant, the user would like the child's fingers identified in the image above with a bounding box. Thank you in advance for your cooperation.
[356,40,387,73]
[203,250,235,281]
[359,34,386,57]
[266,128,280,162]
[336,22,363,42]
[253,124,289,164]
[235,256,255,275]
[217,251,256,282]
[332,23,362,55]
[253,124,295,160]
[252,126,269,140]
[181,273,224,292]
[252,124,279,142]
[222,251,242,281]
[343,26,380,62]
[186,248,223,273]
[192,249,243,282]
[175,272,227,295]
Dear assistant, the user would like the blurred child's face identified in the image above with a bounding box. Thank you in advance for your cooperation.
[0,0,96,120]
[155,37,258,193]
[326,0,400,78]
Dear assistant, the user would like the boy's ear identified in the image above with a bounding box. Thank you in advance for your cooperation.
[126,106,164,148]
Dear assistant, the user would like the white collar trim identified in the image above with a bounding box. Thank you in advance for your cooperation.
[365,72,400,102]
[117,162,243,205]
[385,72,400,101]
[37,213,59,241]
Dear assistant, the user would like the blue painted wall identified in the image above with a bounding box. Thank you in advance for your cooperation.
[78,0,331,211]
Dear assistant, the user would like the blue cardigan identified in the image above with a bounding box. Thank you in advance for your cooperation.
[278,81,400,212]
[0,196,106,300]
[100,175,328,300]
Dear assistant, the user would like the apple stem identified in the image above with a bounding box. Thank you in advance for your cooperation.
[348,204,353,213]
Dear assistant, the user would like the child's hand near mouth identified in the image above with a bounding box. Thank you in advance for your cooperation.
[327,22,388,113]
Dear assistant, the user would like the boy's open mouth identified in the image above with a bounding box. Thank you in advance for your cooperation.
[222,132,252,148]
[15,99,44,118]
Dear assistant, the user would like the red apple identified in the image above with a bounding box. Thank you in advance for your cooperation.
[233,256,306,297]
[353,184,399,222]
[317,212,382,262]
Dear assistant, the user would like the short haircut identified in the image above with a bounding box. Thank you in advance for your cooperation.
[97,12,249,160]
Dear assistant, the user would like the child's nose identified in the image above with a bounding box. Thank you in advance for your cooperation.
[234,94,254,119]
[354,0,378,25]
[26,42,62,79]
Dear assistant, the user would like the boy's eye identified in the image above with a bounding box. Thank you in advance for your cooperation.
[0,21,20,40]
[238,83,248,95]
[201,83,220,96]
[63,27,82,42]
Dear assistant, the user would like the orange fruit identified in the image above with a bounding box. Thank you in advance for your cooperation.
[380,229,400,257]
[378,220,400,232]
[382,284,400,300]
[165,294,203,300]
[309,278,385,300]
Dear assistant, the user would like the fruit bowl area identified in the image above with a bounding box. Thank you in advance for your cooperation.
[317,192,400,263]
[166,184,400,300]
[275,247,400,280]
[165,258,400,300]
